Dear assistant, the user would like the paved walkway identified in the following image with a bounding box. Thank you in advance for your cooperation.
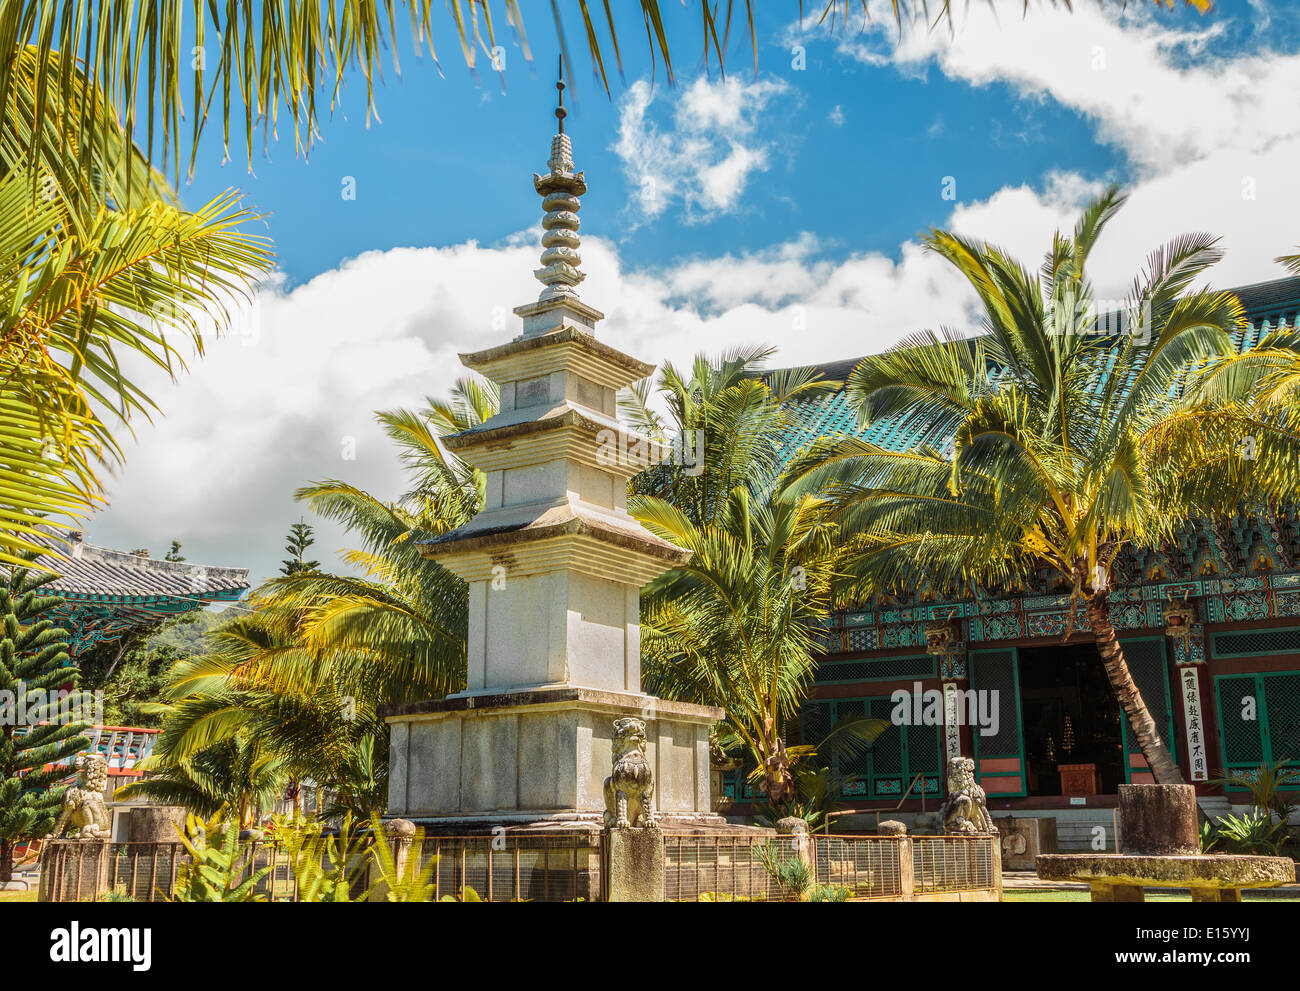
[1003,871,1085,891]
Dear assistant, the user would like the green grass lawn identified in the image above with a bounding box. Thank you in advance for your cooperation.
[0,889,37,903]
[1004,889,1300,902]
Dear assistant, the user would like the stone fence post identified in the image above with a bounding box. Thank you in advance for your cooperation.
[775,816,814,879]
[367,818,416,902]
[605,827,665,902]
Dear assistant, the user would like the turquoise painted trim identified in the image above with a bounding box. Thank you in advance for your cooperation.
[802,694,943,801]
[1213,670,1300,789]
[1210,626,1300,659]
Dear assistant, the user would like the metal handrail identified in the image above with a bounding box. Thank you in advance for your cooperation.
[870,771,928,832]
[810,771,932,830]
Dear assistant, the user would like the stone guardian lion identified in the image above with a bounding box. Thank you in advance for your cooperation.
[48,753,112,840]
[603,717,655,829]
[938,756,995,834]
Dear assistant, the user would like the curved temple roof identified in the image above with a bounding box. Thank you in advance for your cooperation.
[31,528,249,601]
[26,528,249,656]
[771,275,1300,460]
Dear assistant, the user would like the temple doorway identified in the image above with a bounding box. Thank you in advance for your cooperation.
[1017,643,1127,796]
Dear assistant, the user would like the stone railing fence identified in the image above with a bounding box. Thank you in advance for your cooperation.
[38,829,1000,902]
[663,832,1001,902]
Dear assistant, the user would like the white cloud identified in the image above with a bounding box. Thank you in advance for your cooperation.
[612,75,791,228]
[792,1,1300,294]
[821,1,1300,174]
[828,104,845,126]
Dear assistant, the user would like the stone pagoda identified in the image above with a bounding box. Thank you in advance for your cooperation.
[382,75,725,832]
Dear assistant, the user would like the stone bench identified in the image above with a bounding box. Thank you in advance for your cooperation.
[1036,852,1295,902]
[1036,783,1296,902]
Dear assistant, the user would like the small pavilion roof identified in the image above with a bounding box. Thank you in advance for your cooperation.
[30,528,249,603]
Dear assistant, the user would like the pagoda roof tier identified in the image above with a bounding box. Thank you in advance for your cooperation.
[418,498,689,585]
[444,401,664,476]
[460,325,651,392]
[30,528,249,602]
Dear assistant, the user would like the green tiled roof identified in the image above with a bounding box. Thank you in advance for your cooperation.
[772,275,1300,460]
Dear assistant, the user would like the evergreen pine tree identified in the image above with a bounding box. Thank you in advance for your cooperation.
[281,521,320,576]
[0,565,92,882]
[164,540,186,562]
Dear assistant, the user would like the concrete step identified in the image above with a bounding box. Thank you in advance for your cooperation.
[1197,795,1235,825]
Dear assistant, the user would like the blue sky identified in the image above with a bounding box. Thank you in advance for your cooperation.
[177,1,1137,283]
[94,0,1300,586]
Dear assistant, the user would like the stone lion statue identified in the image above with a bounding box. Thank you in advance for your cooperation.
[604,717,655,829]
[49,754,112,840]
[938,756,995,835]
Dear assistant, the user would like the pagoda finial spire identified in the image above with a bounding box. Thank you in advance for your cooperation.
[532,57,586,301]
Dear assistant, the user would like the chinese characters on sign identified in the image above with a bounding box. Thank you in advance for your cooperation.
[943,682,963,762]
[1180,666,1208,782]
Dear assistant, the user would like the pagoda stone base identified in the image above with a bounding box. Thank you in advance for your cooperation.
[383,687,727,823]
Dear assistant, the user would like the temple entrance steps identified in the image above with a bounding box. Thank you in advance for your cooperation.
[1196,795,1235,825]
[1036,810,1119,852]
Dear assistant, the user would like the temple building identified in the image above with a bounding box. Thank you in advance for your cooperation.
[722,275,1300,848]
[30,528,249,658]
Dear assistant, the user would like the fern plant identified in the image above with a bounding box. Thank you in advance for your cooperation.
[367,815,440,902]
[170,813,270,902]
[271,814,369,903]
[1213,811,1285,855]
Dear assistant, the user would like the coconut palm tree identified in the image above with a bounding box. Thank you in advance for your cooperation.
[115,643,390,821]
[126,380,499,819]
[788,186,1258,786]
[628,350,879,808]
[635,485,849,806]
[624,345,837,525]
[116,723,288,828]
[1142,249,1300,513]
[0,46,271,566]
[250,378,498,703]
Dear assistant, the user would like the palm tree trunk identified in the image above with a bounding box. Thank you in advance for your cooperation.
[760,734,794,807]
[1085,592,1181,786]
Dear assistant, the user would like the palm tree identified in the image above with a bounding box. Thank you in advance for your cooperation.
[789,187,1257,786]
[625,345,836,525]
[0,47,271,566]
[250,378,498,703]
[1143,249,1300,512]
[629,350,881,809]
[115,644,388,821]
[636,485,846,806]
[116,705,289,828]
[4,1,1213,182]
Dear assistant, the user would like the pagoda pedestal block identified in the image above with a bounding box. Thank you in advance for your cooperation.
[385,688,727,830]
